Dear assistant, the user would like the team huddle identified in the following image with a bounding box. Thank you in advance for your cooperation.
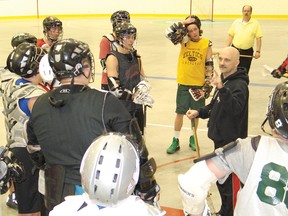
[0,6,287,216]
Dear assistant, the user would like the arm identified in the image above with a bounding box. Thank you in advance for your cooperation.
[254,37,262,59]
[226,34,233,47]
[106,54,119,78]
[178,160,219,216]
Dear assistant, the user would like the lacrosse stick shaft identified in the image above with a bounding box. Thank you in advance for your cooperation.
[212,52,254,58]
[191,119,200,158]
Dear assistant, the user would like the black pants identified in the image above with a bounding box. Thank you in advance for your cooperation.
[232,45,253,74]
[213,140,234,216]
[217,174,233,216]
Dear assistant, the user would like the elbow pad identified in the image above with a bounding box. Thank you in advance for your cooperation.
[108,77,123,98]
[178,161,217,215]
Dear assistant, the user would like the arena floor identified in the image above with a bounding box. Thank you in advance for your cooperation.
[0,16,287,215]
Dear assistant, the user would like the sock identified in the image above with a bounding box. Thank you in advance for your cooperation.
[174,131,180,139]
[190,130,194,137]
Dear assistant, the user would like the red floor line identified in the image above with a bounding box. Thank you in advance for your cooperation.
[157,155,197,169]
[161,206,185,216]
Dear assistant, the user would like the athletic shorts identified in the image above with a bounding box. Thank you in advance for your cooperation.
[11,147,43,214]
[176,84,205,114]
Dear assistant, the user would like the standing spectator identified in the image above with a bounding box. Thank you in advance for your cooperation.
[3,43,47,216]
[186,47,249,216]
[179,81,288,216]
[106,22,154,135]
[37,16,63,51]
[50,133,165,216]
[26,38,159,213]
[165,15,213,154]
[99,10,130,90]
[226,5,263,74]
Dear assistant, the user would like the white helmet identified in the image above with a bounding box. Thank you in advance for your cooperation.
[39,54,61,87]
[80,133,140,207]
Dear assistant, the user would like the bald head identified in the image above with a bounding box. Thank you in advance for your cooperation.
[218,47,240,77]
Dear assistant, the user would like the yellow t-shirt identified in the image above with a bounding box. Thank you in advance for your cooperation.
[228,18,263,49]
[177,38,209,86]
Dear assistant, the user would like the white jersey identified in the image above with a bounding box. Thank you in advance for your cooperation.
[50,193,166,216]
[234,136,288,216]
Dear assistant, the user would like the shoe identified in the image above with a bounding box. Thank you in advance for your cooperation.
[166,138,180,154]
[6,192,18,210]
[189,135,196,151]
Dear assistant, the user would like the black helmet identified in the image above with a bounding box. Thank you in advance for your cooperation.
[48,38,95,81]
[267,81,288,139]
[11,33,37,49]
[43,16,63,42]
[115,22,137,40]
[6,43,46,78]
[110,10,130,31]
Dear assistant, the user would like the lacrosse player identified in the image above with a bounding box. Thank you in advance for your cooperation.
[165,15,213,154]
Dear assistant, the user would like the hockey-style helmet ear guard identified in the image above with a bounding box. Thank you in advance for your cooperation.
[80,133,140,207]
[11,33,37,49]
[43,16,63,43]
[6,43,47,78]
[265,81,288,139]
[48,38,95,82]
[111,10,130,31]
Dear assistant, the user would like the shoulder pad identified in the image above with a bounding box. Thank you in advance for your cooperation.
[103,33,115,42]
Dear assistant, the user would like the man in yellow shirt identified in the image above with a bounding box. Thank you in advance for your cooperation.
[165,15,213,154]
[226,5,263,74]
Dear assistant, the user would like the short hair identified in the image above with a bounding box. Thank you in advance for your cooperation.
[242,5,252,12]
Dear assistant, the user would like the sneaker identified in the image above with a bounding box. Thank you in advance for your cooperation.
[166,137,180,154]
[189,135,196,151]
[6,192,18,210]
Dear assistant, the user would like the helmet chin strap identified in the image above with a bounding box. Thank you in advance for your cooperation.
[261,117,273,136]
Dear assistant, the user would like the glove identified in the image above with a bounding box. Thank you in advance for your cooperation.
[134,94,154,108]
[133,80,151,101]
[271,69,282,79]
[165,22,187,45]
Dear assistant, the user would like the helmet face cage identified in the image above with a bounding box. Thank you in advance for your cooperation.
[80,133,140,206]
[6,43,46,78]
[43,16,63,43]
[115,23,137,50]
[48,38,95,82]
[11,33,37,49]
[267,81,288,139]
[111,10,130,31]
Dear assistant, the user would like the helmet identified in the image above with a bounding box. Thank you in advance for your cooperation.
[80,133,140,207]
[114,22,137,50]
[115,22,136,39]
[43,16,63,42]
[6,43,46,78]
[267,81,288,139]
[11,33,37,49]
[48,38,95,81]
[110,10,130,31]
[39,54,61,87]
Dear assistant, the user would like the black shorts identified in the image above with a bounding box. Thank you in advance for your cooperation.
[11,147,42,213]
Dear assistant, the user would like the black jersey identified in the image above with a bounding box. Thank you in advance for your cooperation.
[27,85,132,185]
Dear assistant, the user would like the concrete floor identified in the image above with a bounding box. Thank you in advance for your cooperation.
[0,16,287,215]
